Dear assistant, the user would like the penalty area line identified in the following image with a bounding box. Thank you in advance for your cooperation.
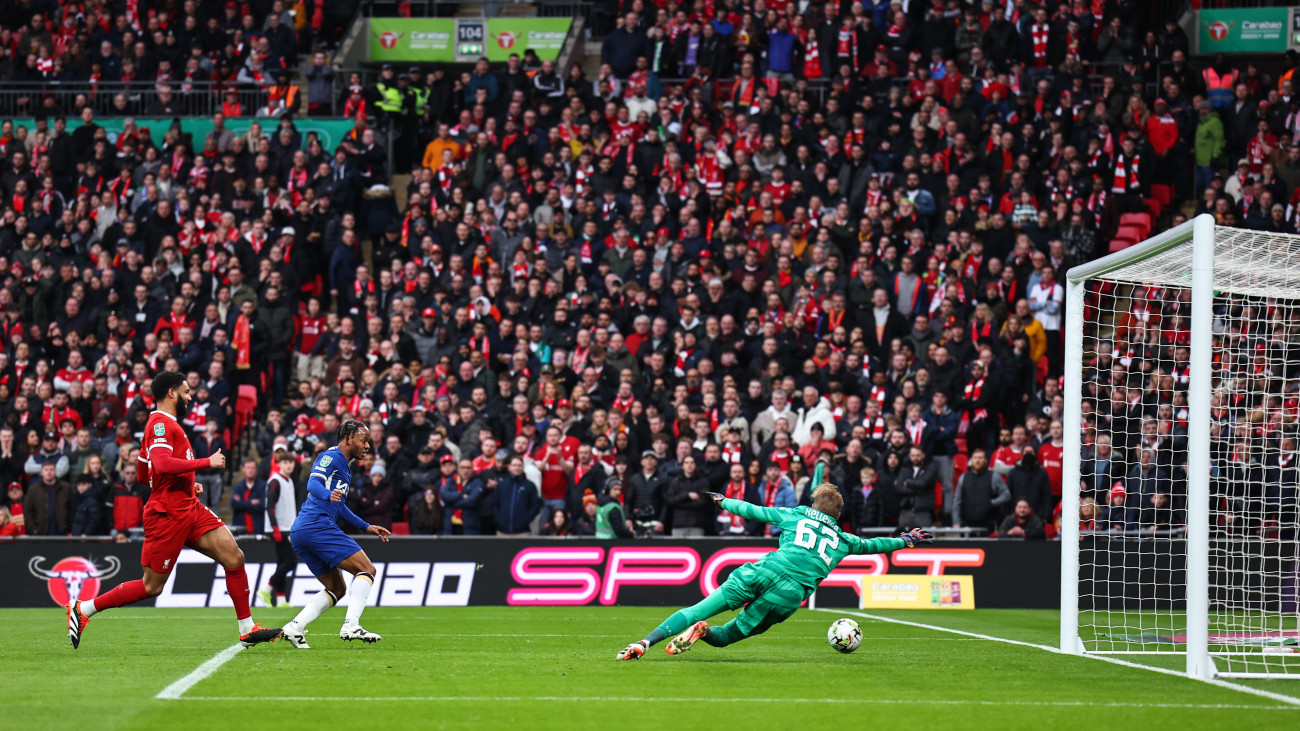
[155,644,245,700]
[819,609,1300,708]
[174,695,1298,710]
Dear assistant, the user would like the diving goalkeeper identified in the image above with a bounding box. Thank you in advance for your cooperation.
[617,483,932,659]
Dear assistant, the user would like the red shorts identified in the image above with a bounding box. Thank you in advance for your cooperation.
[140,502,226,574]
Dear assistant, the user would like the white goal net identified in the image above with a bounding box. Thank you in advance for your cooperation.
[1062,215,1300,680]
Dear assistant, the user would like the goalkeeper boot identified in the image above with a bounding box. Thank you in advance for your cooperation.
[239,623,283,648]
[340,621,382,643]
[666,621,709,656]
[616,640,648,660]
[281,624,311,649]
[257,588,275,607]
[66,600,91,649]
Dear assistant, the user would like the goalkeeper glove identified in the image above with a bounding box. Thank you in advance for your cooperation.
[271,527,283,543]
[899,527,934,548]
[706,492,725,507]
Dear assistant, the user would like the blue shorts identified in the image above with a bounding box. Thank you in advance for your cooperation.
[290,523,362,577]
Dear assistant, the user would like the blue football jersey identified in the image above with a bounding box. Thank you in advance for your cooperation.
[292,447,367,532]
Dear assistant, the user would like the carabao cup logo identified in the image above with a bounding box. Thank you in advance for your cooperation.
[29,555,121,606]
[1205,21,1232,41]
[494,31,517,50]
[378,30,403,49]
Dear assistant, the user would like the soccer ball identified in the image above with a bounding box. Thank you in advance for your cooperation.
[827,618,862,653]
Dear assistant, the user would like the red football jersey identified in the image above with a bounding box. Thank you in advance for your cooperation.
[531,445,568,501]
[992,445,1024,472]
[140,410,199,513]
[1038,441,1064,497]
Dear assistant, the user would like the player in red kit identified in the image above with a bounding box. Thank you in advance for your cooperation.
[65,371,281,649]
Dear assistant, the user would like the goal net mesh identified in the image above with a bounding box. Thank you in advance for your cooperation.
[1074,226,1300,677]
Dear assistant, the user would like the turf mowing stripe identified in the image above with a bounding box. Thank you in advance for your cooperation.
[154,644,245,700]
[174,696,1300,710]
[825,609,1300,708]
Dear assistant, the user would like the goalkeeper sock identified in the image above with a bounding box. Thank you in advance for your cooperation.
[85,579,150,616]
[344,573,374,625]
[644,609,693,647]
[289,589,337,630]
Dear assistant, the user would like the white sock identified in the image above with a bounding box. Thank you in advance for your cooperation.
[81,599,98,617]
[238,617,254,636]
[289,589,336,631]
[344,574,373,625]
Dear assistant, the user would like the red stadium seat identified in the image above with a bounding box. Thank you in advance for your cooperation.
[1144,198,1163,219]
[391,522,410,536]
[1151,184,1172,208]
[1108,225,1146,253]
[1119,212,1151,237]
[1108,235,1137,253]
[1116,224,1145,241]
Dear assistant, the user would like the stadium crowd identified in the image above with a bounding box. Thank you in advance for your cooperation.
[0,0,356,118]
[0,0,1298,543]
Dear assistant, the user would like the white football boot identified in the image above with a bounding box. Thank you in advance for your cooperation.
[281,624,312,649]
[340,621,382,643]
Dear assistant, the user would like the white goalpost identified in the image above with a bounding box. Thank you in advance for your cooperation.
[1062,214,1300,680]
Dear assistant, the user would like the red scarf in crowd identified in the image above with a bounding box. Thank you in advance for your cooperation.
[964,378,987,421]
[336,393,361,415]
[803,35,821,78]
[233,314,251,370]
[1030,23,1050,66]
[722,480,748,531]
[906,418,927,445]
[1111,153,1140,194]
[449,474,465,525]
[762,480,781,507]
[837,26,857,69]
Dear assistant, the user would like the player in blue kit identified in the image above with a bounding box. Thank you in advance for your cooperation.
[281,420,391,648]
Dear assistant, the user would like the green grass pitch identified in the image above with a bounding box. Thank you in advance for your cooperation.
[10,606,1300,730]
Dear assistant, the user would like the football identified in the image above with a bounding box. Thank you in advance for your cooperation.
[827,618,862,653]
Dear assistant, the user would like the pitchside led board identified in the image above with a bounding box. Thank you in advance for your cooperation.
[369,18,571,63]
[860,574,976,610]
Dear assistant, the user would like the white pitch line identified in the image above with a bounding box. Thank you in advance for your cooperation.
[154,644,245,700]
[821,609,1300,708]
[380,633,987,640]
[174,695,1298,710]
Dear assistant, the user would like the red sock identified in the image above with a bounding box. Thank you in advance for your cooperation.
[225,565,252,620]
[91,579,149,612]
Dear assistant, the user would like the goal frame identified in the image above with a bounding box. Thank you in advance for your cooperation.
[1060,214,1217,679]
